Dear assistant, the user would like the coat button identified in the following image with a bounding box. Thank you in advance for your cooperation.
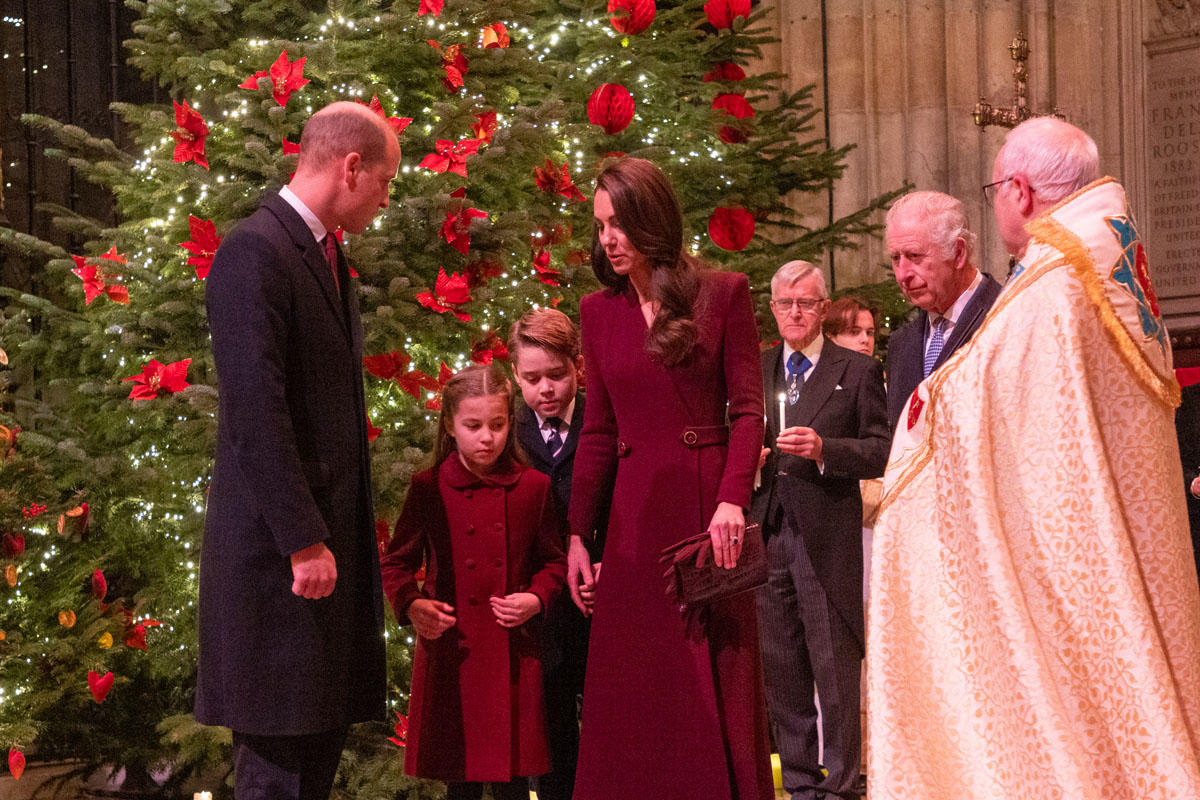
[468,596,479,606]
[493,522,503,531]
[465,559,476,569]
[464,489,473,499]
[493,558,503,568]
[464,525,474,535]
[493,488,502,498]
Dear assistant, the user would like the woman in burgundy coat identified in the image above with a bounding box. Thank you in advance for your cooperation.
[381,366,567,800]
[567,158,774,800]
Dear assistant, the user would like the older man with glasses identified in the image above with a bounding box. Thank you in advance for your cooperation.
[749,260,890,800]
[882,191,1002,431]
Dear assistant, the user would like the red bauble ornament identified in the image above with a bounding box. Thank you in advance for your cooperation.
[712,93,755,143]
[587,84,635,135]
[88,670,115,703]
[91,569,107,601]
[704,0,750,30]
[703,62,747,87]
[708,207,755,251]
[608,0,655,34]
[8,749,24,781]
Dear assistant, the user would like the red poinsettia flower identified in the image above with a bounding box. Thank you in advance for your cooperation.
[170,100,209,170]
[471,331,510,365]
[88,670,114,703]
[704,0,751,30]
[440,204,489,256]
[472,110,498,144]
[363,350,413,381]
[124,617,161,650]
[703,62,747,88]
[428,40,469,93]
[533,248,562,287]
[416,269,473,323]
[72,250,131,306]
[2,533,25,560]
[8,749,24,782]
[424,363,455,410]
[712,93,755,143]
[419,139,481,178]
[122,358,192,401]
[481,22,510,48]
[239,50,310,107]
[707,206,755,251]
[533,159,587,202]
[465,258,504,288]
[355,94,413,136]
[397,368,441,401]
[418,0,443,17]
[388,712,409,747]
[178,216,221,279]
[608,0,656,34]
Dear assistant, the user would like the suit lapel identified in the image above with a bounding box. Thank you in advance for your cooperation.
[262,193,351,342]
[792,344,849,428]
[935,274,998,370]
[517,405,552,471]
[555,394,585,465]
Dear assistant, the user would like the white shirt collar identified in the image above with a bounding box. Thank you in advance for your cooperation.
[782,335,823,376]
[533,398,576,432]
[934,269,984,328]
[279,185,328,243]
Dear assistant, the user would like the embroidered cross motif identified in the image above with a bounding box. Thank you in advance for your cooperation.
[1105,215,1165,353]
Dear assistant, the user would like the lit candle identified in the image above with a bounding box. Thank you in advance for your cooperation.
[778,392,787,437]
[194,793,212,800]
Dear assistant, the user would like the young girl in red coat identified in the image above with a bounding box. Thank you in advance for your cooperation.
[381,364,567,800]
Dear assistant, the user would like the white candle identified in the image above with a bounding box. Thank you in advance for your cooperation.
[194,793,213,800]
[778,392,786,436]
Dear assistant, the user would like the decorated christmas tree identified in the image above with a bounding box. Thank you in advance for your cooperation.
[0,0,902,794]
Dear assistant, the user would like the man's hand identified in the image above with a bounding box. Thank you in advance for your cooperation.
[408,598,457,639]
[567,536,596,616]
[777,426,823,463]
[290,542,337,599]
[490,592,542,628]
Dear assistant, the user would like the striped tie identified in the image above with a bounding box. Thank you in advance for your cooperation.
[923,316,949,378]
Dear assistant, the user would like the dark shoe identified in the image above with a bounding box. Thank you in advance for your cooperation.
[854,773,867,796]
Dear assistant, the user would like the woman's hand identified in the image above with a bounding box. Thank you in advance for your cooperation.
[567,535,597,616]
[707,501,745,569]
[408,598,456,639]
[490,592,542,628]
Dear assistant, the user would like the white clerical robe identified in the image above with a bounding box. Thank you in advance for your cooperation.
[869,177,1200,800]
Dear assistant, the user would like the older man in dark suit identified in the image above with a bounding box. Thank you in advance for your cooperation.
[884,191,1002,430]
[197,101,401,800]
[751,261,890,800]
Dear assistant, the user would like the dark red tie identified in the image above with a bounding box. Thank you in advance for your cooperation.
[323,234,339,294]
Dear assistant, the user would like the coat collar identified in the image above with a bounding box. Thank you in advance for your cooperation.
[439,451,524,489]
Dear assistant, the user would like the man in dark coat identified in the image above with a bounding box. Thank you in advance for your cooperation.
[750,261,890,800]
[884,191,1002,430]
[197,101,402,800]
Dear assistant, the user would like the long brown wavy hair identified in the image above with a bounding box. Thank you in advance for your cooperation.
[432,364,526,471]
[591,158,702,367]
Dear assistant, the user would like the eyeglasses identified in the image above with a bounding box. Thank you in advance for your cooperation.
[771,298,824,313]
[982,176,1035,207]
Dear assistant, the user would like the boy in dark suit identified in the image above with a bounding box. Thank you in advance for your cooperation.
[508,309,599,800]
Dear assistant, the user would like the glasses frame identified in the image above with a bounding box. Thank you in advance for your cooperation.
[982,175,1035,207]
[770,297,825,314]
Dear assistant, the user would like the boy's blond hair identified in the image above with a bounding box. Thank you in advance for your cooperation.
[508,308,581,363]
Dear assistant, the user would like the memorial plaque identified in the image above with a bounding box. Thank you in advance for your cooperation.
[1145,39,1200,325]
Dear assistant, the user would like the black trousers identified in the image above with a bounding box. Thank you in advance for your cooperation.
[757,518,862,800]
[231,727,348,800]
[445,777,529,800]
[532,592,590,800]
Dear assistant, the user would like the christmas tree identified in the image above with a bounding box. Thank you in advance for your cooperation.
[0,0,902,794]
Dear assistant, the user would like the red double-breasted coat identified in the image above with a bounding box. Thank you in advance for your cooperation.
[568,271,774,800]
[381,455,567,782]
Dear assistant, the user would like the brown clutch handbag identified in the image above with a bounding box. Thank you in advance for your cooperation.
[659,523,767,612]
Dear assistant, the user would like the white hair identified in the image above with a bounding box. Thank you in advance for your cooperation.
[994,117,1100,204]
[885,191,977,266]
[770,260,827,298]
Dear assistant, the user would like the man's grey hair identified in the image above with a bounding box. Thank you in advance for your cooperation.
[885,191,977,267]
[770,260,827,299]
[994,117,1100,204]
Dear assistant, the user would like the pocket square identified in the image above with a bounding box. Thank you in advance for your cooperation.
[835,384,844,390]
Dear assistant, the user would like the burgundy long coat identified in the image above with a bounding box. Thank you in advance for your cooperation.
[381,455,567,782]
[568,270,774,800]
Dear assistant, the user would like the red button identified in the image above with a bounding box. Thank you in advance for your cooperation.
[468,596,479,606]
[493,558,503,568]
[465,559,476,569]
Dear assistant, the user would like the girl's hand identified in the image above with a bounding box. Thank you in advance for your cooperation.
[490,592,541,628]
[707,501,745,569]
[408,598,456,639]
[567,535,596,617]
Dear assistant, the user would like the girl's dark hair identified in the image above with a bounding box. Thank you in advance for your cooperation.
[432,364,525,470]
[591,158,702,367]
[822,296,878,339]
